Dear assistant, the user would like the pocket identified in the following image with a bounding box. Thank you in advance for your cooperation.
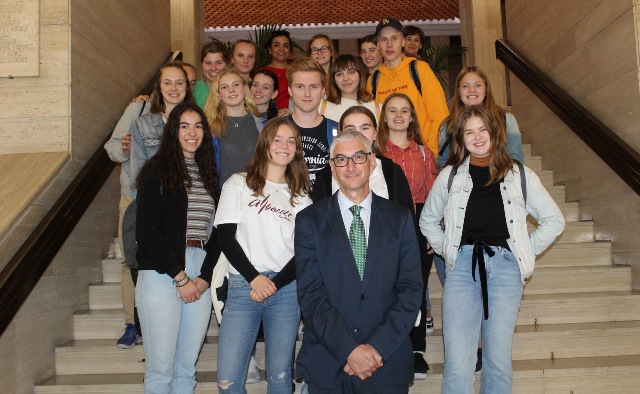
[227,274,247,288]
[142,137,160,148]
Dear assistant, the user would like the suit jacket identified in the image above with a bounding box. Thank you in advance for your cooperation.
[294,192,422,388]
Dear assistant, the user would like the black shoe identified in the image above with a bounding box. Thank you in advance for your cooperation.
[413,352,429,380]
[475,348,482,373]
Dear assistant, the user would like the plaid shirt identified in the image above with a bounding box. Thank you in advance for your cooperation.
[385,138,437,204]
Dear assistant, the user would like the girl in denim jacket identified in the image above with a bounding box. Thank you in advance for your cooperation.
[420,105,564,394]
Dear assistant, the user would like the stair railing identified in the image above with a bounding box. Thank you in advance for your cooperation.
[495,39,640,195]
[0,51,182,336]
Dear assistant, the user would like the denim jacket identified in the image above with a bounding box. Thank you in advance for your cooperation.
[104,101,150,197]
[129,112,165,198]
[419,156,565,283]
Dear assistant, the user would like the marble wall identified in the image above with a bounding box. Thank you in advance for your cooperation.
[505,0,640,287]
[0,1,170,392]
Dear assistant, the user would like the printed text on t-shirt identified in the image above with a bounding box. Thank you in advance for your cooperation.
[248,193,293,221]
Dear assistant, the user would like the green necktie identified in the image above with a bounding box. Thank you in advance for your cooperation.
[349,205,366,280]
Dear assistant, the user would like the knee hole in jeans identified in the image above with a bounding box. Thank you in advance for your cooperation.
[217,380,235,389]
[267,371,286,384]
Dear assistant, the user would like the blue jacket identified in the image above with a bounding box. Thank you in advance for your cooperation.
[294,193,422,387]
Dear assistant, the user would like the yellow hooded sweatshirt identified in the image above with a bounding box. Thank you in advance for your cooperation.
[367,57,449,157]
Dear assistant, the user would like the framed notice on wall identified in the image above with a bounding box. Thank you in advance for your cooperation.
[0,0,39,77]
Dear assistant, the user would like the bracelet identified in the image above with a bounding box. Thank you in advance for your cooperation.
[176,277,190,288]
[172,274,188,286]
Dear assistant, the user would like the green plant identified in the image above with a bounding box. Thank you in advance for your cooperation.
[421,44,467,90]
[208,24,305,69]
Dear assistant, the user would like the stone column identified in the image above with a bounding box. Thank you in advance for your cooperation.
[459,0,507,107]
[170,0,204,69]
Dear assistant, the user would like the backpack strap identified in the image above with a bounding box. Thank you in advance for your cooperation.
[447,166,457,193]
[409,60,422,97]
[439,134,451,157]
[319,99,328,116]
[418,144,426,160]
[326,118,338,146]
[517,161,526,205]
[371,70,381,100]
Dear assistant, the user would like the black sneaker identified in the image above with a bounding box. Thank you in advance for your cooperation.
[475,348,482,373]
[413,352,429,380]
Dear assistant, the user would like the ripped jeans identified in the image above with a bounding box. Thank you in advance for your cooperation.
[217,273,299,394]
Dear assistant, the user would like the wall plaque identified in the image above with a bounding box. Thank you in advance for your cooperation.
[0,0,39,77]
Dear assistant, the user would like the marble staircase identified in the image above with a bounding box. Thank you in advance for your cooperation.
[35,145,640,393]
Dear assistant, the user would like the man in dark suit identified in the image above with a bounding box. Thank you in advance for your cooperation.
[295,131,423,393]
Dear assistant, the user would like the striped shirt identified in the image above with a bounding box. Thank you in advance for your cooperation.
[185,157,215,240]
[384,138,437,204]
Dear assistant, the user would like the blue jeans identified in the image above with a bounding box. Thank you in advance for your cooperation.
[441,245,523,394]
[217,273,300,394]
[136,247,212,394]
[425,254,447,311]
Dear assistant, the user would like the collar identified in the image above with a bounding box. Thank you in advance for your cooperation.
[337,189,373,215]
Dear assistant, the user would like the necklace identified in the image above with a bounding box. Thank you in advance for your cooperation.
[230,113,249,128]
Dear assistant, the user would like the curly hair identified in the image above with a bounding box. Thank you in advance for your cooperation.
[377,93,423,153]
[150,62,193,114]
[325,54,373,105]
[203,68,259,138]
[143,102,219,200]
[449,105,513,185]
[245,117,310,206]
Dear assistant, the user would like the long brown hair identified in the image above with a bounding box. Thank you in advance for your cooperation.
[203,68,259,138]
[326,54,373,105]
[443,66,506,143]
[245,117,310,206]
[150,62,193,114]
[449,105,513,185]
[377,93,423,153]
[140,102,218,199]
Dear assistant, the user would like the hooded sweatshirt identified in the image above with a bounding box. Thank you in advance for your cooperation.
[367,56,449,157]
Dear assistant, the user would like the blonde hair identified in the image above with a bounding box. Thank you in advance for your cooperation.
[204,68,259,138]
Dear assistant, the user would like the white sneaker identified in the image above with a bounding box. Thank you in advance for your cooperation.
[246,355,261,384]
[426,317,434,334]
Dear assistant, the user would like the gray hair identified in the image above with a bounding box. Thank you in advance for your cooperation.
[329,130,373,158]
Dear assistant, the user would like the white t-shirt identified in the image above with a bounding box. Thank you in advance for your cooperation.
[321,98,379,124]
[214,173,313,274]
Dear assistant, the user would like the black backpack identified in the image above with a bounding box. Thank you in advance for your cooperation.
[371,59,422,99]
[121,200,138,269]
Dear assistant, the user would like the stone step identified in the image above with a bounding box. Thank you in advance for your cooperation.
[556,202,579,222]
[54,338,301,376]
[73,309,219,340]
[523,144,532,158]
[534,242,611,267]
[57,319,640,375]
[547,185,566,204]
[423,321,640,365]
[44,353,640,394]
[102,259,121,283]
[426,291,640,328]
[526,156,543,172]
[427,257,625,299]
[528,220,594,244]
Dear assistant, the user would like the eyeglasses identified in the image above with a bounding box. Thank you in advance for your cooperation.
[330,152,371,167]
[310,45,330,55]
